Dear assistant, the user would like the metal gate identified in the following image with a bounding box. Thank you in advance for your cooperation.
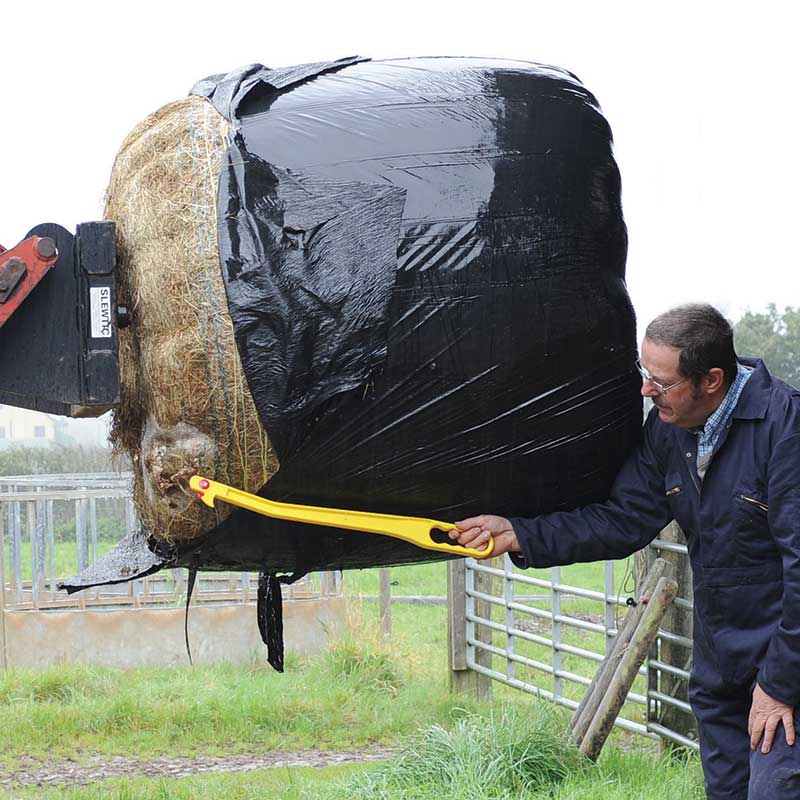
[453,529,697,749]
[0,473,341,611]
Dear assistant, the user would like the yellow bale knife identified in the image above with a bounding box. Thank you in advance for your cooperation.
[189,475,494,559]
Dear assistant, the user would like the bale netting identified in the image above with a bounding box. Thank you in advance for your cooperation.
[105,95,277,542]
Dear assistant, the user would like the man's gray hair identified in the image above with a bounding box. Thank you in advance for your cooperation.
[645,304,738,386]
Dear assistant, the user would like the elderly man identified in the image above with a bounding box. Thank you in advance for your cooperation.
[451,303,800,799]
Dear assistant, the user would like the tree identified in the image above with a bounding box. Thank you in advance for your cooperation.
[733,305,800,387]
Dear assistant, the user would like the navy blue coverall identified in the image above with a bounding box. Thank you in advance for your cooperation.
[510,358,800,799]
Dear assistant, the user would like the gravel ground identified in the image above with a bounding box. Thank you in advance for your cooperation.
[0,748,396,790]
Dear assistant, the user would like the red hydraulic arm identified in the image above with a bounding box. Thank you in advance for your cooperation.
[0,235,58,329]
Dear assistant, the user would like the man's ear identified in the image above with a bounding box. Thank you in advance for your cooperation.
[706,367,726,394]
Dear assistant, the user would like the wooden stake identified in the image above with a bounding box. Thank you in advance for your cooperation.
[570,557,672,744]
[579,575,678,761]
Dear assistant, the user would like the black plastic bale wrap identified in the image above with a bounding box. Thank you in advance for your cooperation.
[182,55,641,570]
[63,57,642,667]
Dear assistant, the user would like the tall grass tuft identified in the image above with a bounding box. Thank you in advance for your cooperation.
[327,704,583,799]
[322,632,402,696]
[0,664,113,705]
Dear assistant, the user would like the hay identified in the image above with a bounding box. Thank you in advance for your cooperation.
[106,95,277,541]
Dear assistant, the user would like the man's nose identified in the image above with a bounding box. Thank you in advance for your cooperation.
[640,381,658,398]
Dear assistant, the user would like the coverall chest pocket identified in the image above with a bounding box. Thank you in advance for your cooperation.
[731,487,773,566]
[664,473,691,530]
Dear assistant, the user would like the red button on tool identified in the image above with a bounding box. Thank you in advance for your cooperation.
[199,479,210,489]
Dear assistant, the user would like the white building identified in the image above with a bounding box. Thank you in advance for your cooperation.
[0,405,59,447]
[0,405,110,449]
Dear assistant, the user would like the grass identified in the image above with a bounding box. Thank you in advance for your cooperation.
[14,707,705,800]
[0,604,471,764]
[326,705,584,799]
[325,707,705,800]
[0,557,649,750]
[13,763,367,800]
[0,557,700,798]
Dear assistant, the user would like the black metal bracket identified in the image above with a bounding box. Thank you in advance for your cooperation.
[0,221,120,417]
[0,258,28,303]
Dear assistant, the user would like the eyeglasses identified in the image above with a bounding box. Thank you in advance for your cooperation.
[635,360,690,395]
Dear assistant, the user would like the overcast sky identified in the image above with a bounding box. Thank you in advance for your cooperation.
[2,0,797,338]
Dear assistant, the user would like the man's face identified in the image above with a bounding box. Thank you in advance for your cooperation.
[640,338,708,428]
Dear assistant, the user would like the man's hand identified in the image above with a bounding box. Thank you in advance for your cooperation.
[749,683,796,754]
[449,515,520,557]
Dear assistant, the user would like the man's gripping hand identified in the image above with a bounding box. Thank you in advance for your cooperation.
[450,515,521,557]
[749,683,796,754]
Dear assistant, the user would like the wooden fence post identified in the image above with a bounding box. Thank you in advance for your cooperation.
[448,559,492,699]
[653,521,696,744]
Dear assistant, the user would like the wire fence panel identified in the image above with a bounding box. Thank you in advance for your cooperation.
[464,546,697,750]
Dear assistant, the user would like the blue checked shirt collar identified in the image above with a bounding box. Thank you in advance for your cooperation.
[694,362,753,459]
